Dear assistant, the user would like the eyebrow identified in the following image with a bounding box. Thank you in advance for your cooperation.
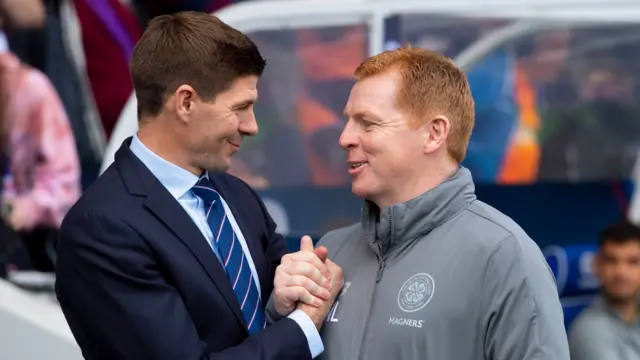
[233,99,256,109]
[345,110,382,122]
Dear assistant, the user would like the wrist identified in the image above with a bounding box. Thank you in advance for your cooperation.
[276,303,295,317]
[296,303,323,331]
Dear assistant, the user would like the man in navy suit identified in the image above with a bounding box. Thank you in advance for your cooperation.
[55,12,343,359]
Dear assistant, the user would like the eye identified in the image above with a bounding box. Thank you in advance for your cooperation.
[362,120,377,131]
[234,103,253,112]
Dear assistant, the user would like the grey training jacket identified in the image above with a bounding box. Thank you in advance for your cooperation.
[314,167,570,360]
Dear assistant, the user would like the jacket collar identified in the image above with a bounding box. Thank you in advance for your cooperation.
[361,167,476,256]
[593,295,640,326]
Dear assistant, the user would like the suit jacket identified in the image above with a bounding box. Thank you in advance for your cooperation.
[55,139,311,359]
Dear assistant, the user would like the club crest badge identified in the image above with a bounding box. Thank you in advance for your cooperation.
[397,273,435,313]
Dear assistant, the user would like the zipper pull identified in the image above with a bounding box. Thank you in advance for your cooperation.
[376,260,386,282]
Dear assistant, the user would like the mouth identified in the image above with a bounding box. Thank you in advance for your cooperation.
[229,141,241,149]
[348,161,367,175]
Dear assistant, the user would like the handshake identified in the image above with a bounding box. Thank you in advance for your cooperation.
[272,235,344,330]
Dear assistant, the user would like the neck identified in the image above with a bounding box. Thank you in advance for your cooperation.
[607,296,638,324]
[137,119,203,177]
[374,159,459,208]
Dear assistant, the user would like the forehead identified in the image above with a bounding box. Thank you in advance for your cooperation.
[344,71,401,117]
[217,75,259,103]
[601,240,640,256]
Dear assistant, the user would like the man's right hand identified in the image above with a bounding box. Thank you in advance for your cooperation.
[297,258,343,331]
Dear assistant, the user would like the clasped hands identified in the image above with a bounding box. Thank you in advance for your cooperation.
[273,236,343,327]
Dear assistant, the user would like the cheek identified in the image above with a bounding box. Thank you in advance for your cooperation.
[365,133,419,165]
[363,143,410,181]
[221,114,241,136]
[203,117,235,140]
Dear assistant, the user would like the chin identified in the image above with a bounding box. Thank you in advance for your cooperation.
[605,290,636,302]
[351,182,375,201]
[205,159,231,173]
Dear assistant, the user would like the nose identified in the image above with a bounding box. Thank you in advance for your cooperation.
[239,110,258,137]
[339,120,358,150]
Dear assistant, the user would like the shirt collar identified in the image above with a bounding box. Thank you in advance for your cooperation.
[129,134,206,199]
[0,31,8,53]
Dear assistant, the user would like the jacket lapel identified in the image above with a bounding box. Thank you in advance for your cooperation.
[143,181,248,329]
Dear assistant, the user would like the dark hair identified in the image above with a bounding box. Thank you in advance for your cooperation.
[129,11,266,118]
[599,219,640,246]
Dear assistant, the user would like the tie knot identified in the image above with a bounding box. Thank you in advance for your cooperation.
[191,177,220,203]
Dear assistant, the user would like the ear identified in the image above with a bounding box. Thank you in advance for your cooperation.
[173,84,198,123]
[423,115,451,155]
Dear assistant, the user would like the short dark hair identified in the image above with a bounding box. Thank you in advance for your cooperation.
[599,219,640,246]
[129,11,266,118]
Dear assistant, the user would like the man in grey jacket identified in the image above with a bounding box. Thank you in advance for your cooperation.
[569,220,640,360]
[270,47,570,359]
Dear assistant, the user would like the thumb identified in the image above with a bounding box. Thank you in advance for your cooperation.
[314,246,329,263]
[300,235,314,252]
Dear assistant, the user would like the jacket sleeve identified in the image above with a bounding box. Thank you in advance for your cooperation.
[55,210,312,360]
[265,292,286,324]
[480,235,570,360]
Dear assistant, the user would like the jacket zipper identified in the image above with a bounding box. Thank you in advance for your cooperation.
[357,207,393,360]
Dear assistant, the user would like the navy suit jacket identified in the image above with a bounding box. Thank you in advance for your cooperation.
[55,139,311,359]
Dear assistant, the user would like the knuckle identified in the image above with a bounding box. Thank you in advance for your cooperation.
[274,288,285,298]
[299,275,315,289]
[295,262,312,276]
[304,277,318,291]
[315,262,327,273]
[294,287,308,298]
[289,251,308,262]
[292,251,308,259]
[313,274,325,286]
[291,275,304,286]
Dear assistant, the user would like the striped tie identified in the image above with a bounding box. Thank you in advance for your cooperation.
[191,178,266,334]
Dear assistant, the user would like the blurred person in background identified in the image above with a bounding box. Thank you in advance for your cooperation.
[540,52,640,180]
[0,4,81,273]
[73,0,141,139]
[5,0,108,190]
[569,220,640,360]
[0,0,45,29]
